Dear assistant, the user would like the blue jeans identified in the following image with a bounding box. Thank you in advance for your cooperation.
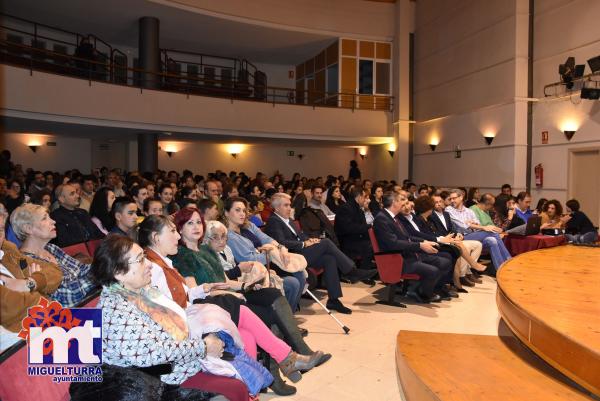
[282,271,306,312]
[464,231,512,270]
[566,232,598,244]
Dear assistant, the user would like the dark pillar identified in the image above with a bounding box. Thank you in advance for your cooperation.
[138,133,158,173]
[138,17,160,89]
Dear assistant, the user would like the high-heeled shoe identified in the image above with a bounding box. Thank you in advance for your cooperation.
[278,351,325,383]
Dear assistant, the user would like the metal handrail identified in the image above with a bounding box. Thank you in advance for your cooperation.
[0,38,393,111]
[543,71,600,97]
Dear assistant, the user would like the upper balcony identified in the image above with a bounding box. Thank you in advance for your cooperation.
[0,11,393,143]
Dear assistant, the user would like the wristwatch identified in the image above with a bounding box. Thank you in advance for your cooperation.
[25,278,37,292]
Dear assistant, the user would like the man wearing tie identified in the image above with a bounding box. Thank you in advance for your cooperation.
[265,193,377,314]
[373,191,452,303]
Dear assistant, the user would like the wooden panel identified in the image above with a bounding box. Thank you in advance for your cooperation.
[359,41,375,58]
[306,78,316,105]
[374,96,391,111]
[305,58,315,76]
[341,39,357,56]
[296,63,305,80]
[396,330,593,401]
[376,42,392,59]
[326,41,339,66]
[341,57,356,92]
[357,95,374,110]
[339,94,355,108]
[497,245,600,396]
[315,50,326,72]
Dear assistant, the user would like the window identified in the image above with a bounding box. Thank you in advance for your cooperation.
[375,62,390,94]
[326,64,338,94]
[358,60,373,94]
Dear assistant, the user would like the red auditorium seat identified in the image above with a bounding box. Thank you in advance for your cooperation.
[368,228,419,308]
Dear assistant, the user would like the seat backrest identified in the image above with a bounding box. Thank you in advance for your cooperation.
[62,242,90,258]
[368,228,405,284]
[85,239,103,258]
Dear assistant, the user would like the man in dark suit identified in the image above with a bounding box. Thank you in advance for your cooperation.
[429,194,455,236]
[265,193,376,314]
[373,191,452,303]
[334,187,374,270]
[50,184,105,248]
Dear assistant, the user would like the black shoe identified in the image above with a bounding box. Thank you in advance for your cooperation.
[428,294,443,303]
[406,290,427,304]
[435,291,452,301]
[361,278,377,286]
[455,287,469,293]
[346,268,377,284]
[460,276,476,287]
[299,327,309,337]
[466,274,482,284]
[326,299,352,314]
[441,287,459,298]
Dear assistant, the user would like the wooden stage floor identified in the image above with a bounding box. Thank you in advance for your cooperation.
[497,244,600,396]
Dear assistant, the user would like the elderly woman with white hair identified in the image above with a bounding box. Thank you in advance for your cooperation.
[10,203,98,307]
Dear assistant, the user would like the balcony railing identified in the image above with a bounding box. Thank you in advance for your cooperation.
[0,20,393,111]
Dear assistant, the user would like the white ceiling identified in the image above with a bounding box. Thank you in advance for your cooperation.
[2,0,337,64]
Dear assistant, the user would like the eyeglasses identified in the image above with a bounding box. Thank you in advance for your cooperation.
[127,252,147,265]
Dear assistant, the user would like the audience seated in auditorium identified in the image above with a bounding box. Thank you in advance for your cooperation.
[109,197,139,238]
[469,193,496,227]
[89,187,116,235]
[540,199,567,230]
[0,203,63,351]
[172,211,330,394]
[265,193,376,314]
[205,180,224,216]
[325,185,345,214]
[564,199,598,244]
[136,217,324,394]
[534,198,548,215]
[492,194,524,231]
[369,183,384,216]
[143,197,164,217]
[131,184,149,216]
[515,191,533,223]
[413,196,485,291]
[445,189,511,271]
[297,186,338,246]
[79,175,96,212]
[224,197,305,312]
[11,203,97,307]
[30,188,52,212]
[49,183,105,247]
[464,187,480,208]
[158,183,179,215]
[26,171,46,198]
[499,183,512,197]
[373,191,451,303]
[334,187,375,270]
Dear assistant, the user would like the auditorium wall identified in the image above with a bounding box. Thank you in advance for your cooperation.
[412,0,529,194]
[159,0,395,40]
[530,0,600,209]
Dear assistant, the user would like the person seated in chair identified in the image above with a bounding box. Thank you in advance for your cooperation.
[49,184,105,247]
[108,197,139,239]
[373,191,451,303]
[563,199,598,244]
[265,193,376,314]
[297,185,338,246]
[540,199,568,230]
[334,187,375,270]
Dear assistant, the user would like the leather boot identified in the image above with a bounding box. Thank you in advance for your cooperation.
[278,351,324,383]
[267,356,296,396]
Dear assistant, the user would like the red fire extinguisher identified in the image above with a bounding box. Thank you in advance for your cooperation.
[535,164,543,187]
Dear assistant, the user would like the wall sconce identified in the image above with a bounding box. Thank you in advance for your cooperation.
[359,147,367,160]
[483,132,495,145]
[563,130,576,141]
[27,139,43,153]
[163,144,178,158]
[226,144,244,159]
[428,138,439,152]
[29,145,39,153]
[387,142,396,158]
[297,154,305,160]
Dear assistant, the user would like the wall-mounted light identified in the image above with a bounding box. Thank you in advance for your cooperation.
[27,139,43,153]
[163,144,178,158]
[387,142,396,158]
[429,138,439,152]
[563,130,576,141]
[483,132,496,146]
[226,144,244,158]
[297,154,305,160]
[359,147,367,160]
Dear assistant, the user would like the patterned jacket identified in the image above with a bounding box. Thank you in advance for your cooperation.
[99,288,206,385]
